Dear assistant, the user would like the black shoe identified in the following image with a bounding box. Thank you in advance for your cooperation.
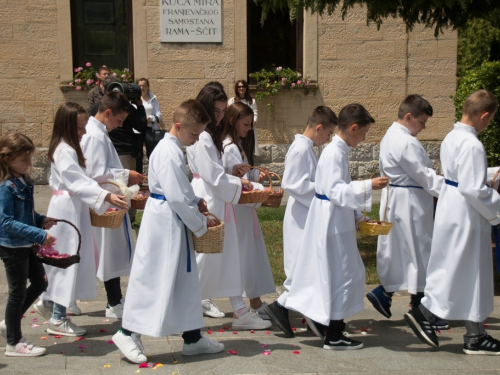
[407,307,450,330]
[464,335,500,355]
[323,335,363,350]
[264,301,294,338]
[366,285,392,319]
[304,316,328,340]
[404,307,439,347]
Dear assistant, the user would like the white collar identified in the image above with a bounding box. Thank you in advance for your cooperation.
[295,134,314,147]
[164,132,182,149]
[88,116,108,134]
[454,122,478,136]
[392,122,411,135]
[332,134,351,153]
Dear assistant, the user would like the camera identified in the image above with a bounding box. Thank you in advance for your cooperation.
[107,82,141,101]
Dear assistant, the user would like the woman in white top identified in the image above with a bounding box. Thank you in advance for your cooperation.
[228,80,259,161]
[138,78,163,158]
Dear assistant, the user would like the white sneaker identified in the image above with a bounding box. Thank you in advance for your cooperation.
[232,309,273,330]
[182,335,225,356]
[106,303,124,319]
[67,301,81,316]
[33,300,53,320]
[202,299,225,318]
[5,337,46,357]
[47,317,86,337]
[112,330,147,364]
[255,302,271,320]
[0,320,6,338]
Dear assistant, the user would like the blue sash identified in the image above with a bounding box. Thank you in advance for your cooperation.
[150,193,192,272]
[389,184,423,189]
[315,192,330,201]
[444,180,500,272]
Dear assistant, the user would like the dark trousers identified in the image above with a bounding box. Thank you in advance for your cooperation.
[0,246,48,345]
[104,277,123,307]
[325,319,346,339]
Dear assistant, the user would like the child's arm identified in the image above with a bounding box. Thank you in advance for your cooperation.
[191,135,242,204]
[0,184,48,245]
[282,148,315,207]
[399,142,443,197]
[162,157,208,237]
[457,144,500,224]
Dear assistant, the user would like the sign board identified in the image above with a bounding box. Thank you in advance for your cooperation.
[160,0,222,43]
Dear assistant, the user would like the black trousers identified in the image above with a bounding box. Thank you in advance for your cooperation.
[104,277,123,307]
[0,246,47,345]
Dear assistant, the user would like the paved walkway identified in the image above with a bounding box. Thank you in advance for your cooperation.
[0,186,498,374]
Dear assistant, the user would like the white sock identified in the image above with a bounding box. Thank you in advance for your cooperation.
[229,296,246,312]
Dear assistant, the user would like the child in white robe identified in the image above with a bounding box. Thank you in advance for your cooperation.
[80,92,146,319]
[366,95,448,328]
[284,104,388,350]
[265,106,338,338]
[221,102,275,324]
[39,102,127,337]
[113,100,225,363]
[187,85,271,330]
[405,90,500,355]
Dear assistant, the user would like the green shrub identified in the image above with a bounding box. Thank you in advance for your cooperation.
[453,61,500,166]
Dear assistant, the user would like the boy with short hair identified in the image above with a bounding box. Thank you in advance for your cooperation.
[284,104,388,350]
[405,90,500,355]
[366,95,447,328]
[113,99,224,363]
[80,92,146,318]
[265,106,338,338]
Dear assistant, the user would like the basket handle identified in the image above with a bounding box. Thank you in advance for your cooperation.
[52,219,81,257]
[249,167,273,190]
[98,180,123,194]
[363,171,390,222]
[267,172,282,189]
[205,212,223,225]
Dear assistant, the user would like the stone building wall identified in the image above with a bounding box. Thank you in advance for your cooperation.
[0,1,456,184]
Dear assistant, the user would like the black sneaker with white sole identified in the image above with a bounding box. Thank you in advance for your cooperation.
[264,301,294,338]
[323,335,363,350]
[404,307,439,347]
[464,335,500,355]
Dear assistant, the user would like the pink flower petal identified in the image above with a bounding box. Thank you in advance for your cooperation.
[60,351,65,355]
[232,331,238,334]
[262,350,271,356]
[40,336,48,340]
[32,318,38,322]
[30,311,36,313]
[293,350,300,354]
[30,324,40,328]
[138,363,149,368]
[265,331,270,334]
[99,329,106,332]
[207,330,212,334]
[218,329,224,333]
[76,337,85,341]
[250,330,255,333]
[261,344,269,348]
[103,319,110,322]
[223,326,229,330]
[226,349,237,355]
[43,321,49,325]
[107,340,114,344]
[78,345,87,349]
[54,335,62,339]
[292,327,296,331]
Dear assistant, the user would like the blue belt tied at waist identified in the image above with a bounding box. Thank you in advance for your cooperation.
[315,192,330,201]
[444,179,500,272]
[150,193,192,272]
[389,184,423,189]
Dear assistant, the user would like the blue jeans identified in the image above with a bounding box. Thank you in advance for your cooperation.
[0,246,47,345]
[52,303,66,320]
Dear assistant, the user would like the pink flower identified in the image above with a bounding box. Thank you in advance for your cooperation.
[69,82,74,86]
[112,72,117,77]
[281,77,287,83]
[86,79,93,85]
[75,79,81,84]
[305,81,310,86]
[76,86,82,91]
[85,62,92,67]
[291,83,296,87]
[102,65,107,68]
[297,73,302,77]
[121,74,126,78]
[78,67,83,72]
[95,80,100,85]
[276,66,282,71]
[74,68,79,73]
[297,80,302,85]
[124,68,129,72]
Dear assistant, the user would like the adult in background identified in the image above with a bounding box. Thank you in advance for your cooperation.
[138,78,163,161]
[86,66,110,113]
[228,80,259,164]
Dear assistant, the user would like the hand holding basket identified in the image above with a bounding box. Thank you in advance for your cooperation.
[90,181,128,228]
[193,213,225,254]
[262,172,284,208]
[358,171,393,236]
[238,167,272,204]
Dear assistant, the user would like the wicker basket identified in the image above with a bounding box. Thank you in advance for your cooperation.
[90,181,127,229]
[131,186,149,210]
[262,172,284,208]
[358,171,393,236]
[33,219,81,269]
[193,213,225,254]
[238,167,272,204]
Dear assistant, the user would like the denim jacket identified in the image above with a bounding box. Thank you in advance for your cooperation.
[0,176,47,247]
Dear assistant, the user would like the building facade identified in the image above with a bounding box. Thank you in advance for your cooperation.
[0,1,457,183]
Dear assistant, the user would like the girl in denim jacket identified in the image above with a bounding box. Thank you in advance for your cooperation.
[0,132,56,357]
